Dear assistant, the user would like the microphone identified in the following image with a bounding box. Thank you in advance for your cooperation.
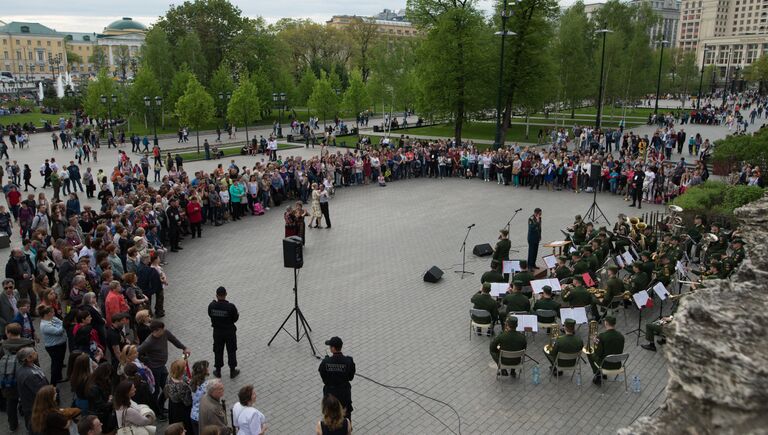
[467,223,476,228]
[515,208,523,212]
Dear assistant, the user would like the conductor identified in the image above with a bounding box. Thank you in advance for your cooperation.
[208,286,240,379]
[319,336,356,421]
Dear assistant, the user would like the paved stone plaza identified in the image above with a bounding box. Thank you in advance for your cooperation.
[0,113,755,434]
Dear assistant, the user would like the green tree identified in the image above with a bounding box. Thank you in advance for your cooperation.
[83,69,116,118]
[296,68,316,106]
[308,72,339,127]
[114,45,132,80]
[65,49,82,65]
[166,66,195,118]
[556,2,594,118]
[176,76,215,153]
[745,54,768,93]
[408,0,493,146]
[128,66,163,128]
[342,69,371,126]
[345,17,379,82]
[175,32,208,81]
[227,73,262,143]
[141,27,176,94]
[89,47,109,72]
[209,63,235,120]
[674,51,698,106]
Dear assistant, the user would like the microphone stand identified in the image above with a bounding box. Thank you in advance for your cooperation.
[504,208,522,254]
[455,225,475,279]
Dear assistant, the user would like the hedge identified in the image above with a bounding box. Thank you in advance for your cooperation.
[672,181,765,216]
[713,127,768,166]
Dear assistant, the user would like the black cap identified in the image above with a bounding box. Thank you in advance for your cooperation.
[325,336,343,349]
[216,286,227,296]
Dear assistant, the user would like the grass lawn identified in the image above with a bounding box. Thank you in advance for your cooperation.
[177,143,300,161]
[0,109,69,127]
[398,122,544,143]
[559,106,658,119]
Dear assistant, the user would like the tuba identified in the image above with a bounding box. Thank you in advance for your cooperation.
[543,323,560,354]
[583,320,599,355]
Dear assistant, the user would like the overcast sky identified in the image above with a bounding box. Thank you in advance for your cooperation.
[1,0,580,32]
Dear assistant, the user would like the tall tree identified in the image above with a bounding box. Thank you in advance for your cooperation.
[227,73,262,141]
[296,69,317,106]
[555,2,594,118]
[209,63,235,120]
[175,76,215,153]
[114,46,131,79]
[141,27,176,94]
[128,66,163,128]
[83,69,116,118]
[307,72,339,127]
[175,32,208,81]
[345,17,379,82]
[408,0,493,147]
[342,69,371,126]
[166,66,195,118]
[745,54,768,93]
[89,47,109,72]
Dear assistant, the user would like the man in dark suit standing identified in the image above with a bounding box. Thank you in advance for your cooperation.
[527,208,542,269]
[629,164,645,209]
[137,254,164,317]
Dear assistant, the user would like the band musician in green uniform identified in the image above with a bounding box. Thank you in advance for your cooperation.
[493,229,511,263]
[588,316,625,385]
[555,256,572,280]
[546,318,583,376]
[503,281,531,314]
[514,260,534,298]
[533,285,560,324]
[480,260,506,285]
[471,283,499,335]
[489,316,528,377]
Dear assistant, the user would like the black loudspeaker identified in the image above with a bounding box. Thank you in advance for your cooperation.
[473,243,494,257]
[423,266,443,283]
[590,163,601,180]
[283,236,303,269]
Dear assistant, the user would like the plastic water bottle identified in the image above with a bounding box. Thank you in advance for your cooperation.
[532,365,541,385]
[631,375,641,393]
[576,372,582,386]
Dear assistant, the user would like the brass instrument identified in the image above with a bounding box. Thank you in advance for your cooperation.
[583,320,599,355]
[543,323,560,354]
[636,222,648,231]
[560,284,572,300]
[622,290,632,300]
[588,287,606,302]
[703,233,719,243]
[668,205,683,214]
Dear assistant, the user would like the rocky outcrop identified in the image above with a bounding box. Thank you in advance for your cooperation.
[619,194,768,435]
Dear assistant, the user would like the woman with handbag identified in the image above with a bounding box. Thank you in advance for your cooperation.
[31,385,80,435]
[114,379,157,435]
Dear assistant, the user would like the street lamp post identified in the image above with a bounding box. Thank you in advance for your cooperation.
[47,53,62,81]
[653,39,669,116]
[696,45,711,109]
[144,96,162,146]
[493,0,515,150]
[100,94,118,144]
[272,92,286,138]
[595,29,613,130]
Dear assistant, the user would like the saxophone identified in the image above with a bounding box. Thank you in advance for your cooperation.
[582,320,598,354]
[543,323,560,354]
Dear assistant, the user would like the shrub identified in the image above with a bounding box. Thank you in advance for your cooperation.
[673,181,764,215]
[713,128,768,166]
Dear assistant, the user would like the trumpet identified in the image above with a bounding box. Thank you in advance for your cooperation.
[588,287,606,301]
[543,323,560,354]
[622,290,632,300]
[582,320,599,355]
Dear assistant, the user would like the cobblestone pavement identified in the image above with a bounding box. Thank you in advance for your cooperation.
[0,113,748,434]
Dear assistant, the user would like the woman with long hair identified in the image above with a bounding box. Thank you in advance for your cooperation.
[113,379,156,431]
[294,202,309,246]
[69,353,92,414]
[315,395,352,435]
[165,359,193,431]
[123,362,159,415]
[31,385,77,435]
[85,363,114,432]
[189,360,210,435]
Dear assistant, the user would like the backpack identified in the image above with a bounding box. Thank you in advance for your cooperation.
[0,351,18,388]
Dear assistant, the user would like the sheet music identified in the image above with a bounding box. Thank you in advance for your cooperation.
[560,307,588,324]
[653,282,670,300]
[632,291,650,309]
[530,279,548,294]
[490,282,508,297]
[569,246,577,253]
[675,260,690,279]
[615,255,625,268]
[622,251,634,265]
[543,255,557,269]
[503,260,521,274]
[546,278,562,292]
[514,314,539,332]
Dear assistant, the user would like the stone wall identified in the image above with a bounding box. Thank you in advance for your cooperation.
[619,193,768,435]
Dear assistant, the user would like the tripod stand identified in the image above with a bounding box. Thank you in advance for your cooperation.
[455,224,475,279]
[268,268,319,358]
[583,186,609,225]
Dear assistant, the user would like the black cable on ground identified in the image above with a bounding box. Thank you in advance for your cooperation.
[356,372,462,435]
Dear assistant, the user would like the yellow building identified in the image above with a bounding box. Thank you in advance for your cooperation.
[326,15,419,37]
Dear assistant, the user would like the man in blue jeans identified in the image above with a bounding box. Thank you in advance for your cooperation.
[137,320,190,420]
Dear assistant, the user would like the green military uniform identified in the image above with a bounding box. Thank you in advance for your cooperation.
[588,328,625,374]
[514,270,534,298]
[493,238,511,263]
[564,285,594,307]
[687,223,705,245]
[730,240,746,266]
[489,319,527,367]
[503,292,530,313]
[572,223,587,246]
[654,260,673,286]
[602,276,625,306]
[480,269,506,285]
[547,320,584,368]
[555,265,572,280]
[572,259,590,276]
[533,297,561,323]
[644,300,679,348]
[644,232,658,253]
[471,291,499,324]
[629,271,651,294]
[582,253,599,273]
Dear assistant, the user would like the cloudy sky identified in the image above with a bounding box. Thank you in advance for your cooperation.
[1,0,578,32]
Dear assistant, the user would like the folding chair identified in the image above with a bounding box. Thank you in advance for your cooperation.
[535,309,558,343]
[469,308,493,340]
[496,349,526,382]
[549,351,583,385]
[598,353,630,390]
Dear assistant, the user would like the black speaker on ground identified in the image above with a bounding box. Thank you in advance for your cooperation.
[423,266,443,283]
[473,243,493,257]
[590,163,601,180]
[283,236,303,269]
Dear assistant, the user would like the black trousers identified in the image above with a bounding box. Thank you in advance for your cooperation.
[190,222,202,238]
[631,186,643,208]
[45,343,67,385]
[527,239,539,269]
[169,227,180,249]
[212,330,238,370]
[320,202,331,227]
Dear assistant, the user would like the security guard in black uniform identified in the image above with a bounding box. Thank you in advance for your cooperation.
[207,286,240,378]
[319,336,356,420]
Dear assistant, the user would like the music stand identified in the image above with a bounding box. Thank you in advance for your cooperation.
[456,224,475,278]
[584,186,609,225]
[625,288,651,346]
[268,268,320,358]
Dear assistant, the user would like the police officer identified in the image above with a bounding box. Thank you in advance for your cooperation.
[207,286,240,379]
[319,336,356,421]
[588,316,625,385]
